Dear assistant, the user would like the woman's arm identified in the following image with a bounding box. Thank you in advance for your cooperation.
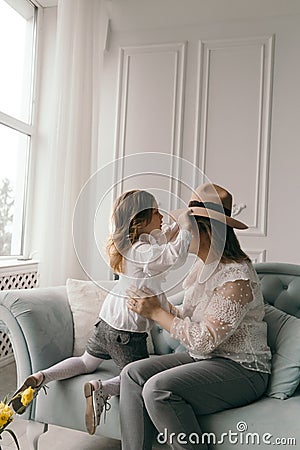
[127,279,255,355]
[168,301,182,318]
[170,279,254,354]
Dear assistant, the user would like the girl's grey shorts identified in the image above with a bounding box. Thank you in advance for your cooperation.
[86,318,149,370]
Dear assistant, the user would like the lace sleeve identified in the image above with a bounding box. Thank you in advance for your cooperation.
[170,279,253,354]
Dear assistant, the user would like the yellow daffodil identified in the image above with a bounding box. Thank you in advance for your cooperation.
[0,397,20,449]
[0,401,14,429]
[20,386,35,407]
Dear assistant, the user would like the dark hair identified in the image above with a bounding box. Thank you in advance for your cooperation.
[196,216,250,263]
[106,190,156,273]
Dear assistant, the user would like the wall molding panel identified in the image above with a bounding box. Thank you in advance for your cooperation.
[99,6,300,265]
[247,249,267,263]
[194,35,274,236]
[114,42,187,211]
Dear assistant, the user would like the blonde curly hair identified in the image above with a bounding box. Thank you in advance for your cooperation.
[106,190,156,273]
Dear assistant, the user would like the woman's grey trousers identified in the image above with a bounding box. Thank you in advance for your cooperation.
[120,352,269,450]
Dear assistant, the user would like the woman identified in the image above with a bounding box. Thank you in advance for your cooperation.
[123,183,271,450]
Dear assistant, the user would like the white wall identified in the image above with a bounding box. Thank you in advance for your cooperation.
[98,0,300,266]
[31,1,300,283]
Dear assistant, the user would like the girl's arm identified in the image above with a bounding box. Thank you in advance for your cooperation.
[136,211,194,276]
[138,229,192,276]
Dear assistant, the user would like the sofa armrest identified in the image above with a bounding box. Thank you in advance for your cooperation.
[0,286,74,385]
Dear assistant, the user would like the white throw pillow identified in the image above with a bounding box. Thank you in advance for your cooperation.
[66,278,155,356]
[66,278,115,356]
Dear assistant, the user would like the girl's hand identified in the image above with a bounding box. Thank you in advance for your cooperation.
[126,286,162,319]
[177,210,193,232]
[163,223,180,242]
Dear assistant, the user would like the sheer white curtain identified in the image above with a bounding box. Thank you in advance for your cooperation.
[38,0,107,286]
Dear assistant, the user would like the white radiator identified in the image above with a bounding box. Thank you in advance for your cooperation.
[0,262,38,368]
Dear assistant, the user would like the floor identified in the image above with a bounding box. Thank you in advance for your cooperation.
[0,359,122,450]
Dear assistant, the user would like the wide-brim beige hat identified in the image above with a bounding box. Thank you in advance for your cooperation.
[171,183,248,229]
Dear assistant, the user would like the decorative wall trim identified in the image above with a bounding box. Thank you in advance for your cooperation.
[194,35,274,236]
[232,202,247,217]
[114,42,187,210]
[247,249,267,263]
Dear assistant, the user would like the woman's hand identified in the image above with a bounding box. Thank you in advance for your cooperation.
[126,286,176,332]
[126,286,161,319]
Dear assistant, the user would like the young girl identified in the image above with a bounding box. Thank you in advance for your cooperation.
[11,189,192,435]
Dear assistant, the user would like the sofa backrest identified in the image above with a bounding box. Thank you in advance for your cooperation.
[151,262,300,354]
[254,262,300,317]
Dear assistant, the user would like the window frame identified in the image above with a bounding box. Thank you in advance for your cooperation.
[0,0,42,260]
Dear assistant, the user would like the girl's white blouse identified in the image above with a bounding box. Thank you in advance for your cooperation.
[99,229,192,333]
[170,259,272,373]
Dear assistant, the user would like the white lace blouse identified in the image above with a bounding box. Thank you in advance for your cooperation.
[170,259,271,373]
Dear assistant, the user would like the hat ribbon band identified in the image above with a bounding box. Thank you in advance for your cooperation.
[188,201,231,217]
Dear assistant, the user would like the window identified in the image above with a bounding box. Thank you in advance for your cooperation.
[0,0,37,257]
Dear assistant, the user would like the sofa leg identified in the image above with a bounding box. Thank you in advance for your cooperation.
[26,421,48,450]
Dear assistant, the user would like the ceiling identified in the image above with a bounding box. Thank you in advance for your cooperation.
[110,0,300,29]
[37,0,57,6]
[36,0,300,22]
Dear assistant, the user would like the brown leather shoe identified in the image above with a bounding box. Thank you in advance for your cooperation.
[84,381,111,435]
[10,374,45,414]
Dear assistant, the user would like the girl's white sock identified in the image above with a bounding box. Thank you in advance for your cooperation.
[91,375,120,397]
[102,376,120,396]
[30,352,103,385]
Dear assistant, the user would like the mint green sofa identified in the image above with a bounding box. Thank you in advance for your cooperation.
[1,263,300,449]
